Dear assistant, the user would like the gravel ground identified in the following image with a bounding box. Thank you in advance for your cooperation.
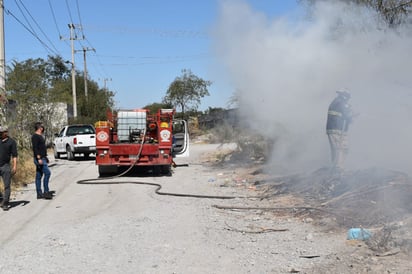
[0,143,411,273]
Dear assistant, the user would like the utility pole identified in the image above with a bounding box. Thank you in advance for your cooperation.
[69,24,77,118]
[100,78,112,91]
[81,47,95,99]
[0,0,6,107]
[99,78,112,103]
[63,23,84,118]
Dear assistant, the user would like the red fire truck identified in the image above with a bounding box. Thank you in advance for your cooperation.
[94,108,189,176]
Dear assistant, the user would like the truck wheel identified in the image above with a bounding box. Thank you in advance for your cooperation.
[53,146,60,159]
[98,165,118,177]
[161,165,172,176]
[66,147,75,161]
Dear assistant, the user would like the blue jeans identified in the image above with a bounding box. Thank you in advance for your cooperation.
[34,157,51,195]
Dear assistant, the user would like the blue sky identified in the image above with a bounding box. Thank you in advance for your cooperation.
[4,0,299,110]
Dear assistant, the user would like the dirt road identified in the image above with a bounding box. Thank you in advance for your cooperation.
[0,144,410,273]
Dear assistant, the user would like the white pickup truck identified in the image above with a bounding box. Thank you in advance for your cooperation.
[53,124,96,160]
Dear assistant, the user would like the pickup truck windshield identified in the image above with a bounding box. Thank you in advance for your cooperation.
[67,125,95,136]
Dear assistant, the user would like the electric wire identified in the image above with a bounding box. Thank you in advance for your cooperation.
[86,38,111,79]
[14,0,35,35]
[84,25,208,38]
[75,0,86,39]
[3,5,58,55]
[16,0,60,55]
[65,0,75,26]
[80,38,110,79]
[48,0,71,48]
[48,0,62,39]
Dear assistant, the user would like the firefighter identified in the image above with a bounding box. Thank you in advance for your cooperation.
[326,90,353,171]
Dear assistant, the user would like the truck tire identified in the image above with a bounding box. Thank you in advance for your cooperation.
[53,146,60,159]
[161,165,172,176]
[66,146,75,161]
[98,165,118,177]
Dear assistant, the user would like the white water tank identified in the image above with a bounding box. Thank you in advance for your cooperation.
[117,110,147,142]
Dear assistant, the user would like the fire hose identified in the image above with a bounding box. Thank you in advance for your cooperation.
[75,129,351,222]
[70,126,357,226]
[76,128,253,199]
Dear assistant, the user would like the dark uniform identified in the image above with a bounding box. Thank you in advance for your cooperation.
[0,128,18,210]
[326,91,352,170]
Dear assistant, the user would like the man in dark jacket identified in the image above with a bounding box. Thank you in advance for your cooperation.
[0,126,18,211]
[326,90,353,170]
[31,122,53,200]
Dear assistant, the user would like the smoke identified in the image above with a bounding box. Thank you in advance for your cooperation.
[211,0,412,174]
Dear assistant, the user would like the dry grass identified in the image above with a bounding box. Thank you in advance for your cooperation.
[12,149,36,190]
[0,149,36,194]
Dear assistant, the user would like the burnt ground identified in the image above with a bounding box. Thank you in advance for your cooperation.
[258,167,412,253]
[263,167,412,227]
[202,147,412,272]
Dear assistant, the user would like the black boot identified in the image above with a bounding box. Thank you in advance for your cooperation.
[43,192,53,200]
[1,202,11,211]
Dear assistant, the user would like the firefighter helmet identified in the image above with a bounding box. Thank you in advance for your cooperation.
[336,89,350,100]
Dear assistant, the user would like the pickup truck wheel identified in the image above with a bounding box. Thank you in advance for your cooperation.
[66,147,75,161]
[53,146,60,159]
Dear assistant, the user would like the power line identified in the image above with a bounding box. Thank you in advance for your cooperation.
[84,35,96,51]
[88,51,110,80]
[3,5,59,55]
[95,58,210,67]
[83,24,208,38]
[62,2,109,82]
[48,0,70,49]
[16,0,60,54]
[75,0,85,38]
[81,37,110,79]
[14,0,35,35]
[96,53,209,60]
[48,0,62,38]
[65,0,75,25]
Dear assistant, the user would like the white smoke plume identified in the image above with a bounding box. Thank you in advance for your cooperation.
[211,0,412,174]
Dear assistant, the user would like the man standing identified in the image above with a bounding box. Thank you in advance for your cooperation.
[31,122,53,200]
[326,90,353,171]
[0,126,18,211]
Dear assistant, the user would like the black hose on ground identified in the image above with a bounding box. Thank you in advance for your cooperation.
[77,129,258,199]
[76,178,251,199]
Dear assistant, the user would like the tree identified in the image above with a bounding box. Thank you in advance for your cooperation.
[163,69,211,119]
[74,75,115,125]
[300,0,412,27]
[5,56,115,147]
[142,102,174,114]
[6,57,61,148]
[227,89,242,108]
